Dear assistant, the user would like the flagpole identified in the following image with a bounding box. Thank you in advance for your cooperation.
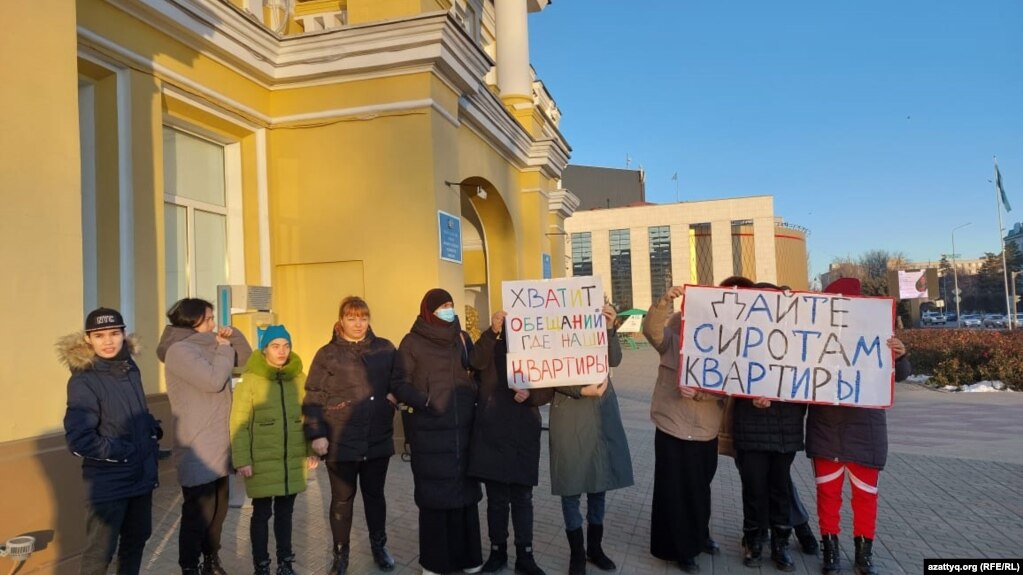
[996,157,1012,324]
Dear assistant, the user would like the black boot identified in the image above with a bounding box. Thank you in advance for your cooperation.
[702,538,720,556]
[253,560,271,575]
[202,554,228,575]
[585,524,615,571]
[276,554,297,575]
[369,532,395,571]
[513,544,546,575]
[742,528,763,568]
[482,543,508,573]
[330,544,349,575]
[183,568,202,575]
[821,534,841,575]
[854,536,879,575]
[566,528,586,575]
[794,523,820,555]
[770,528,795,572]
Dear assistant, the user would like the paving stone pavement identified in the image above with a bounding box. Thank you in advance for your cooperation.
[139,348,1023,575]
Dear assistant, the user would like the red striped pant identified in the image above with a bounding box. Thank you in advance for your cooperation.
[813,458,880,539]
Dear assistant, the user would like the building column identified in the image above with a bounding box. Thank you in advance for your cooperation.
[752,216,778,285]
[496,0,532,102]
[632,226,652,309]
[670,223,691,286]
[591,228,612,300]
[711,219,734,285]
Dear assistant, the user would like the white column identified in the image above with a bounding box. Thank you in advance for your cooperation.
[496,0,532,100]
[711,219,734,286]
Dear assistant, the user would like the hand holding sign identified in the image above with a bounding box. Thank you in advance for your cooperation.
[580,380,608,397]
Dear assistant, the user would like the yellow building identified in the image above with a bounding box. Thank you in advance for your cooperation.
[0,0,572,571]
[563,196,810,311]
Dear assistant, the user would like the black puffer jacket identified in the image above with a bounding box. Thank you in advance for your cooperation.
[59,333,161,504]
[805,354,911,470]
[303,328,405,462]
[466,329,547,487]
[398,317,481,510]
[733,398,807,453]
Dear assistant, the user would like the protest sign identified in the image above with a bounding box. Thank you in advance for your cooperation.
[679,285,896,408]
[502,276,609,389]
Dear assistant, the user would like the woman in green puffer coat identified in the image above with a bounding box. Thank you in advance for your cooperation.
[230,325,317,575]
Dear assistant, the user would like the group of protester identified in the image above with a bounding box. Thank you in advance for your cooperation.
[60,277,907,575]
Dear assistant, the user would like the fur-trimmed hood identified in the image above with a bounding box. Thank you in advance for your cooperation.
[56,331,140,372]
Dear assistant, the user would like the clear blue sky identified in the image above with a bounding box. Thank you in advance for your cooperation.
[528,0,1023,282]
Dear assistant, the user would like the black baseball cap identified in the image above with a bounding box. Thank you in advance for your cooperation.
[85,308,126,332]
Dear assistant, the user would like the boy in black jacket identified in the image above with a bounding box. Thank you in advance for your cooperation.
[60,308,161,575]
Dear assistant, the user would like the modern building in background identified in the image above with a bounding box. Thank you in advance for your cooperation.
[564,196,809,311]
[1,1,573,571]
[561,164,646,210]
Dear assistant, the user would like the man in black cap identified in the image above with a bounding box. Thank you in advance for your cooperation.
[59,308,161,575]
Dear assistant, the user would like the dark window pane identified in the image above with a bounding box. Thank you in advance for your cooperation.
[610,229,632,310]
[571,232,592,276]
[649,226,672,302]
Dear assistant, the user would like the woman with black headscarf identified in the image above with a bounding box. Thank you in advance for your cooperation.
[398,288,483,575]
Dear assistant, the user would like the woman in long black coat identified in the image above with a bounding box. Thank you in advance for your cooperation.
[398,288,483,575]
[467,310,548,575]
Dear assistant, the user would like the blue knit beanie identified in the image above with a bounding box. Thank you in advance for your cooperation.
[258,324,292,350]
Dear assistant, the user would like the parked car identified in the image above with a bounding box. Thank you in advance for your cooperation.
[944,311,958,323]
[1013,313,1023,327]
[961,314,983,328]
[983,314,1007,328]
[922,312,946,325]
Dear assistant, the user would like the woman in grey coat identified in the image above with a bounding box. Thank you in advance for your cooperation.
[544,305,633,575]
[157,298,251,575]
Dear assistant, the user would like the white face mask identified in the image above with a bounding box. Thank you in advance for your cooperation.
[435,308,457,323]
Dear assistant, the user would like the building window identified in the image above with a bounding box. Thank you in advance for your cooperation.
[649,226,672,302]
[610,229,632,310]
[163,127,229,304]
[571,232,592,276]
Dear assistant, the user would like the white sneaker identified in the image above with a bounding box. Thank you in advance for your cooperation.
[463,566,483,574]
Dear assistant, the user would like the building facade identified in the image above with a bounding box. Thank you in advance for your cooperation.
[1,0,572,571]
[561,164,646,210]
[564,196,809,311]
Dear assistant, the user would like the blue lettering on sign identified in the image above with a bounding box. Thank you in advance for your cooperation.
[693,323,715,353]
[746,361,766,394]
[852,336,883,368]
[790,367,812,400]
[746,294,774,322]
[742,327,764,358]
[801,295,829,324]
[792,329,822,362]
[837,370,861,402]
[702,357,723,388]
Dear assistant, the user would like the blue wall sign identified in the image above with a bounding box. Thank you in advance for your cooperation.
[438,210,462,263]
[542,253,552,279]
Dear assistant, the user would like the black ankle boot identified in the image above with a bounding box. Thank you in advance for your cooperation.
[566,528,586,575]
[514,544,546,575]
[585,524,615,571]
[854,536,879,575]
[821,534,841,575]
[330,544,349,575]
[770,527,795,572]
[482,543,508,573]
[369,532,395,571]
[742,529,764,568]
[183,568,201,575]
[794,523,820,555]
[202,554,228,575]
[276,555,297,575]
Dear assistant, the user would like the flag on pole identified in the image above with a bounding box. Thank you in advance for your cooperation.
[997,164,1011,212]
[672,172,678,181]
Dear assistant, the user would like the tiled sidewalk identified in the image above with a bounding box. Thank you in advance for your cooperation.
[140,349,1023,574]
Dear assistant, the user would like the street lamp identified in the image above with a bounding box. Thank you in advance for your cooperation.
[952,222,972,324]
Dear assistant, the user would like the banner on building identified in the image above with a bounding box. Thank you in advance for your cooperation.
[679,285,896,408]
[502,276,609,389]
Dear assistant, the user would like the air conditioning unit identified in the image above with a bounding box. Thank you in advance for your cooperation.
[217,285,272,316]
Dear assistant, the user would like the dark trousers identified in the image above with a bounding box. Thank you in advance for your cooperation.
[733,455,810,527]
[483,480,534,548]
[325,457,390,546]
[179,476,229,568]
[735,450,796,533]
[418,505,483,573]
[251,494,297,564]
[650,430,718,561]
[80,492,153,575]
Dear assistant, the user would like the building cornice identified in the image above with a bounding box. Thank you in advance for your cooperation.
[548,189,581,219]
